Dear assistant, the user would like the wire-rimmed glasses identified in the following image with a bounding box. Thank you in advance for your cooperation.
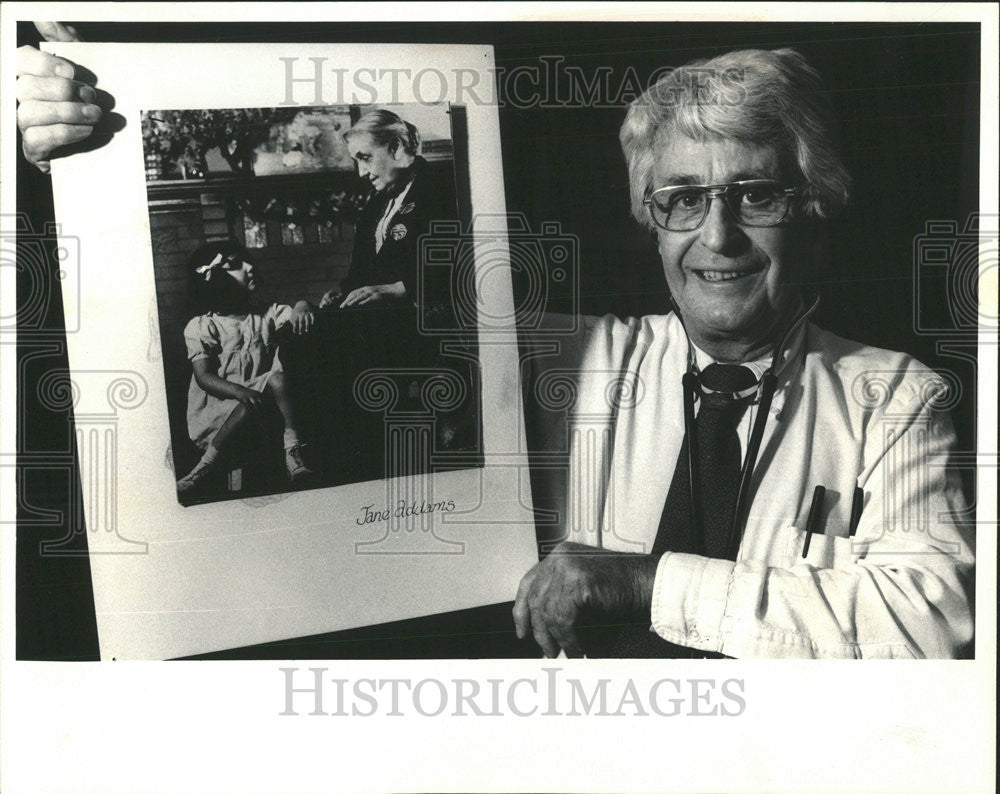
[645,179,799,231]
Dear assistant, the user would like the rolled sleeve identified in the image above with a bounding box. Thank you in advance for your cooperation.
[650,552,734,653]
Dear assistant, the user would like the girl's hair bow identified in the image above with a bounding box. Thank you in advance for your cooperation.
[195,252,230,281]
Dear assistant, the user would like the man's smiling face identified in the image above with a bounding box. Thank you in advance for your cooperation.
[653,134,813,360]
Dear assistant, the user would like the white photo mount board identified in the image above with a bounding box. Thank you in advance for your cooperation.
[45,42,537,660]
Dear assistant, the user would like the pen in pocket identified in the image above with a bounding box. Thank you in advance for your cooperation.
[801,485,826,558]
[848,485,864,537]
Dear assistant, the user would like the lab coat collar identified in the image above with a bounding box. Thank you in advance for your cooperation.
[683,307,809,419]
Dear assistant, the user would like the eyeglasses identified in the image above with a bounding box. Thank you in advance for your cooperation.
[644,180,799,232]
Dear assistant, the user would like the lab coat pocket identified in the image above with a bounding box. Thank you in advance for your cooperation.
[782,526,863,569]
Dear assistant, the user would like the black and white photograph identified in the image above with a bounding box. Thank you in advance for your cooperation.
[2,5,996,794]
[143,102,482,506]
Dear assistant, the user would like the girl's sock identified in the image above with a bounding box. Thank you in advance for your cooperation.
[283,428,301,450]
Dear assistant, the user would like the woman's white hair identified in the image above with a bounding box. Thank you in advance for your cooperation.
[344,109,421,156]
[620,48,852,230]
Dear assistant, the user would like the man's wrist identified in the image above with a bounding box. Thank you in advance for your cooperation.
[628,553,660,619]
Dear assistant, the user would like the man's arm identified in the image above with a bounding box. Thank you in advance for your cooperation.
[648,388,973,659]
[516,396,973,659]
[514,318,974,659]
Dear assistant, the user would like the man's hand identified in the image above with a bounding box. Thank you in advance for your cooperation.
[512,541,660,658]
[339,281,406,308]
[16,23,100,173]
[290,301,315,334]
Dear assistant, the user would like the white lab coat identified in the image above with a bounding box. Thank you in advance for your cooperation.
[529,312,974,658]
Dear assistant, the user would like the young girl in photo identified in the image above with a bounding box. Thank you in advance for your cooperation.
[176,241,315,495]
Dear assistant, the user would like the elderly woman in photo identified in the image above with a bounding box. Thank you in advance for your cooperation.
[513,48,974,659]
[317,108,456,312]
[284,108,458,395]
[280,108,462,462]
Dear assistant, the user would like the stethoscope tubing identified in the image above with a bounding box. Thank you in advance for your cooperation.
[674,292,821,560]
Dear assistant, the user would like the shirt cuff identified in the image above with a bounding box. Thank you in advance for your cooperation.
[650,552,735,653]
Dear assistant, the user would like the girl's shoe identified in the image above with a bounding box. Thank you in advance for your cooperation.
[177,458,216,494]
[285,444,316,481]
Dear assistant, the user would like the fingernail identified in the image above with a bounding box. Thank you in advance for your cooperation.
[79,85,97,103]
[82,104,102,122]
[54,63,74,79]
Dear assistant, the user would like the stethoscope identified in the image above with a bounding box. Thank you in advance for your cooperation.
[672,291,821,559]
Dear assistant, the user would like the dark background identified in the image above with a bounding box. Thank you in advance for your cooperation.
[16,20,980,659]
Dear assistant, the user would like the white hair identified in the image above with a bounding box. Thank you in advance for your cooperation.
[620,48,852,230]
[344,109,421,155]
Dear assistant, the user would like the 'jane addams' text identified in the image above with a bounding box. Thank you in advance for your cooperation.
[356,500,457,526]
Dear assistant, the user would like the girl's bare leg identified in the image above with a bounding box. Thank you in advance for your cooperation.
[266,370,314,479]
[211,400,255,452]
[177,401,255,493]
[265,370,301,438]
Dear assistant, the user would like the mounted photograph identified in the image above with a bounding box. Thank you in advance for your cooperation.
[141,102,483,506]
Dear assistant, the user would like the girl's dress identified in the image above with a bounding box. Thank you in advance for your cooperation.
[183,304,292,449]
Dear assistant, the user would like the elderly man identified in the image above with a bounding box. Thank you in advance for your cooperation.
[513,48,974,659]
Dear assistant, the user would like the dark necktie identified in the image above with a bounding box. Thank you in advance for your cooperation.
[606,363,757,658]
